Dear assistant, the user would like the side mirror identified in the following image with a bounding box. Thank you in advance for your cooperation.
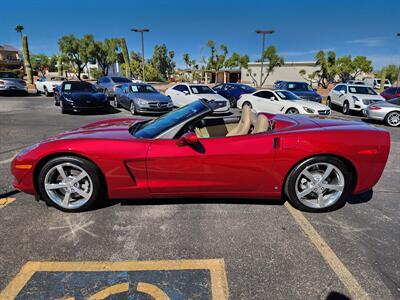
[176,132,198,147]
[270,96,276,100]
[340,90,346,94]
[183,90,190,95]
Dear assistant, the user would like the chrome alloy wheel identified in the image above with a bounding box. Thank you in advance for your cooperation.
[387,111,400,127]
[44,162,93,209]
[295,162,345,209]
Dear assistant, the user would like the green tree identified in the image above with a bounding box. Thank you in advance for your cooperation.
[58,34,94,80]
[30,54,58,77]
[15,25,33,84]
[205,40,228,72]
[88,38,119,76]
[119,38,132,78]
[299,69,319,86]
[336,55,372,82]
[314,50,337,88]
[149,44,175,81]
[378,65,399,85]
[254,45,284,87]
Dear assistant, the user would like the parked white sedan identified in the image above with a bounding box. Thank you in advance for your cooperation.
[165,83,230,113]
[237,89,331,115]
[35,76,66,96]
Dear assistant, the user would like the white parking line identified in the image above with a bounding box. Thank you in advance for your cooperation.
[285,202,371,299]
[0,153,17,165]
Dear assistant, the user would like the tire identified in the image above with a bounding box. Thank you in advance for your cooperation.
[229,96,237,108]
[37,156,103,212]
[104,89,109,100]
[114,96,121,108]
[284,156,352,212]
[44,86,50,97]
[326,97,331,108]
[243,101,252,109]
[286,107,299,114]
[384,111,400,127]
[130,101,136,115]
[342,101,350,115]
[60,102,68,114]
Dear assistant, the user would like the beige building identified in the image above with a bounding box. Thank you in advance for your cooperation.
[241,61,319,87]
[0,45,23,70]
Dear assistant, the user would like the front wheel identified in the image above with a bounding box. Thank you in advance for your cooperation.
[229,96,237,108]
[384,111,400,127]
[114,96,121,108]
[286,107,299,114]
[38,156,103,212]
[44,86,50,97]
[285,156,352,212]
[342,101,350,115]
[130,101,136,115]
[242,101,252,109]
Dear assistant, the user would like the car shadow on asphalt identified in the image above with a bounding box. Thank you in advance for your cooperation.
[91,190,374,212]
[67,107,123,116]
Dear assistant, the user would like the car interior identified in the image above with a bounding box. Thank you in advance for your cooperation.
[192,105,274,138]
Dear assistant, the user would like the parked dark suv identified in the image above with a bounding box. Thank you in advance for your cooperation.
[274,81,322,103]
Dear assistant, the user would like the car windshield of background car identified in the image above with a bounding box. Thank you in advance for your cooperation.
[63,82,96,92]
[349,86,377,95]
[190,85,215,94]
[276,91,301,100]
[287,83,313,91]
[131,85,157,93]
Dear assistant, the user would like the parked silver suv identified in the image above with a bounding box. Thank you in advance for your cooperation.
[0,72,28,95]
[95,76,132,99]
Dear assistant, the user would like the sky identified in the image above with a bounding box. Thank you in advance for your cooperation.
[2,0,399,70]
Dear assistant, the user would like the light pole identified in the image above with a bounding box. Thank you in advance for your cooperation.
[256,29,274,88]
[131,28,149,81]
[397,33,400,87]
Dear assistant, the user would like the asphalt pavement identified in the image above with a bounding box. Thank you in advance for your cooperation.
[0,94,399,299]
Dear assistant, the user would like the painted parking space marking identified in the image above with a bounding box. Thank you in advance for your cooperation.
[0,198,16,209]
[0,259,228,300]
[285,202,370,300]
[0,152,18,165]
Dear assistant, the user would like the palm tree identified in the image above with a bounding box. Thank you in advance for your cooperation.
[15,24,33,84]
[15,24,24,37]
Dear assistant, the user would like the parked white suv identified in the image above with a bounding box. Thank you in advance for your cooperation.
[364,78,392,90]
[327,84,385,115]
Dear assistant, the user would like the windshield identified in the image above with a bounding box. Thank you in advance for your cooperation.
[238,84,256,91]
[63,82,97,92]
[130,85,157,93]
[348,86,377,95]
[287,82,313,92]
[0,72,18,79]
[190,85,215,94]
[133,101,210,138]
[388,98,400,106]
[276,90,301,100]
[112,77,132,83]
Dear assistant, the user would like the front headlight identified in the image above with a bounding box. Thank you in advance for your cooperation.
[137,99,149,107]
[302,106,315,113]
[64,97,74,103]
[167,102,173,107]
[352,96,360,102]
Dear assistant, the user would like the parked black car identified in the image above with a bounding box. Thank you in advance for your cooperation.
[213,83,256,107]
[55,81,109,114]
[274,80,322,103]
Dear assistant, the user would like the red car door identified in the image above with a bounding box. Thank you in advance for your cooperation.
[146,134,277,197]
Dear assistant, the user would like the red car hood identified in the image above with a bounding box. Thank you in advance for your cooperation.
[46,118,145,141]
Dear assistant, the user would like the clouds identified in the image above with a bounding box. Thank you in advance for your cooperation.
[346,37,387,47]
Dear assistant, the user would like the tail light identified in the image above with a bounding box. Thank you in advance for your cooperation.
[19,80,26,86]
[369,106,382,110]
[396,93,400,97]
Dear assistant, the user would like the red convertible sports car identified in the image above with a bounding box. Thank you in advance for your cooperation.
[11,100,390,212]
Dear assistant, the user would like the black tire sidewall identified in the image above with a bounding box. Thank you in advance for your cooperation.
[342,101,349,114]
[37,156,103,212]
[326,97,331,108]
[243,101,252,108]
[285,156,352,212]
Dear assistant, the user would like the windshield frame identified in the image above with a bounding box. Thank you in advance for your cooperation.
[132,100,212,139]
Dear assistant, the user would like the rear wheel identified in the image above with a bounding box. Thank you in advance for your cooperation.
[286,107,299,114]
[285,156,352,212]
[38,156,103,212]
[243,101,252,109]
[384,111,400,127]
[342,101,350,114]
[229,96,237,108]
[114,96,121,108]
[326,97,331,108]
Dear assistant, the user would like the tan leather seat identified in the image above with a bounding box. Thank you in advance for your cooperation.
[226,105,252,136]
[252,114,269,134]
